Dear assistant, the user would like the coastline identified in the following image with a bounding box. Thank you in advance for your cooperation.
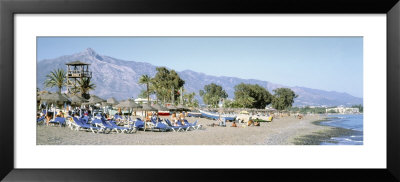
[290,117,362,145]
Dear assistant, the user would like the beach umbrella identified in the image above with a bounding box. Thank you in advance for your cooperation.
[69,95,86,106]
[151,104,168,111]
[81,95,105,115]
[166,104,177,111]
[138,103,157,117]
[140,103,158,112]
[40,92,69,104]
[139,103,158,131]
[116,99,141,109]
[115,99,142,117]
[87,95,106,105]
[176,104,190,111]
[107,97,119,105]
[40,92,69,120]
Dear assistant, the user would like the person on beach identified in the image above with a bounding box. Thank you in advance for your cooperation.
[179,112,185,120]
[57,111,64,118]
[151,112,159,122]
[171,113,180,126]
[218,116,226,127]
[178,112,186,125]
[247,120,254,126]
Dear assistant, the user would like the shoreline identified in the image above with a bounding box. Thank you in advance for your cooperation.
[37,115,348,145]
[290,118,362,145]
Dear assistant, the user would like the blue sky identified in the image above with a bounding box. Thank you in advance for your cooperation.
[37,37,363,98]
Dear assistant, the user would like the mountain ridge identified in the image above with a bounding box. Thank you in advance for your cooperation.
[37,48,363,106]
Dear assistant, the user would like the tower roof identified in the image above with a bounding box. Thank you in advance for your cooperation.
[65,60,90,65]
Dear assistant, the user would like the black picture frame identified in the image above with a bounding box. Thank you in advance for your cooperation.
[1,0,399,181]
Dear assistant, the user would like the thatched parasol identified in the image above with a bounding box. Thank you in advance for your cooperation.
[115,99,142,117]
[86,95,106,105]
[106,97,119,105]
[151,104,169,111]
[139,103,158,111]
[40,92,69,120]
[138,103,158,131]
[166,104,177,111]
[69,95,86,106]
[176,104,191,111]
[40,92,69,104]
[116,99,141,109]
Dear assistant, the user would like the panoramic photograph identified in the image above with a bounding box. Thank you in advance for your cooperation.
[36,37,363,145]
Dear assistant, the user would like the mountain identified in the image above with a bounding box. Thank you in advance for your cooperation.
[37,48,363,106]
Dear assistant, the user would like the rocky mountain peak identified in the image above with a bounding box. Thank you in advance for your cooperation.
[82,48,98,57]
[37,48,363,106]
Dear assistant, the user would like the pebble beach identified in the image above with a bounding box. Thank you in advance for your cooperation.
[37,115,334,145]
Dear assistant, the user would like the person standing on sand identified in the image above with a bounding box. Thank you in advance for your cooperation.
[218,116,226,127]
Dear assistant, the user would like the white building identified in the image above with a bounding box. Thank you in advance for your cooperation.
[326,106,360,114]
[134,98,155,104]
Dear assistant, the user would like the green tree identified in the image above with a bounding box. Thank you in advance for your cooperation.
[138,89,150,99]
[76,77,96,99]
[327,109,337,113]
[192,100,199,107]
[44,68,66,93]
[271,88,298,110]
[199,83,228,108]
[223,99,242,108]
[183,92,198,107]
[351,104,363,112]
[139,74,152,103]
[233,83,272,109]
[151,67,185,104]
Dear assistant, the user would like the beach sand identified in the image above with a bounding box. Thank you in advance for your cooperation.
[36,115,333,145]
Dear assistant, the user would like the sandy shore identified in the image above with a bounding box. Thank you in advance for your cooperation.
[37,115,333,145]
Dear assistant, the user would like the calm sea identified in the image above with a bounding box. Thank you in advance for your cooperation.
[319,114,363,145]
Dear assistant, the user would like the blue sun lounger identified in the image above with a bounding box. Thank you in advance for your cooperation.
[175,120,191,131]
[71,117,102,133]
[49,117,66,127]
[107,120,134,133]
[37,116,45,125]
[165,119,184,132]
[184,120,202,130]
[133,119,145,130]
[153,122,172,132]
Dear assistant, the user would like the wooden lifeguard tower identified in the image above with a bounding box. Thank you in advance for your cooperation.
[65,60,92,94]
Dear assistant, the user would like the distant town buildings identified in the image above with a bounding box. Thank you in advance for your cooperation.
[326,106,360,114]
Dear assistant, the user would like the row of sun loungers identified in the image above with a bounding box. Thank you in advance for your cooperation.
[38,114,202,134]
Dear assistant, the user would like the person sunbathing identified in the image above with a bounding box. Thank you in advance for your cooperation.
[57,111,64,118]
[171,113,180,126]
[145,115,151,122]
[179,112,185,121]
[178,118,186,126]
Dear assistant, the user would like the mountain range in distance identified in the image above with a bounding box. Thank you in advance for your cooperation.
[37,48,363,107]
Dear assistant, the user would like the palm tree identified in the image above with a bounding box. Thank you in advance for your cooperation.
[76,77,96,99]
[44,68,66,93]
[139,75,151,104]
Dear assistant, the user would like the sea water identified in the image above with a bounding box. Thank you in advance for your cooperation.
[319,114,363,145]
